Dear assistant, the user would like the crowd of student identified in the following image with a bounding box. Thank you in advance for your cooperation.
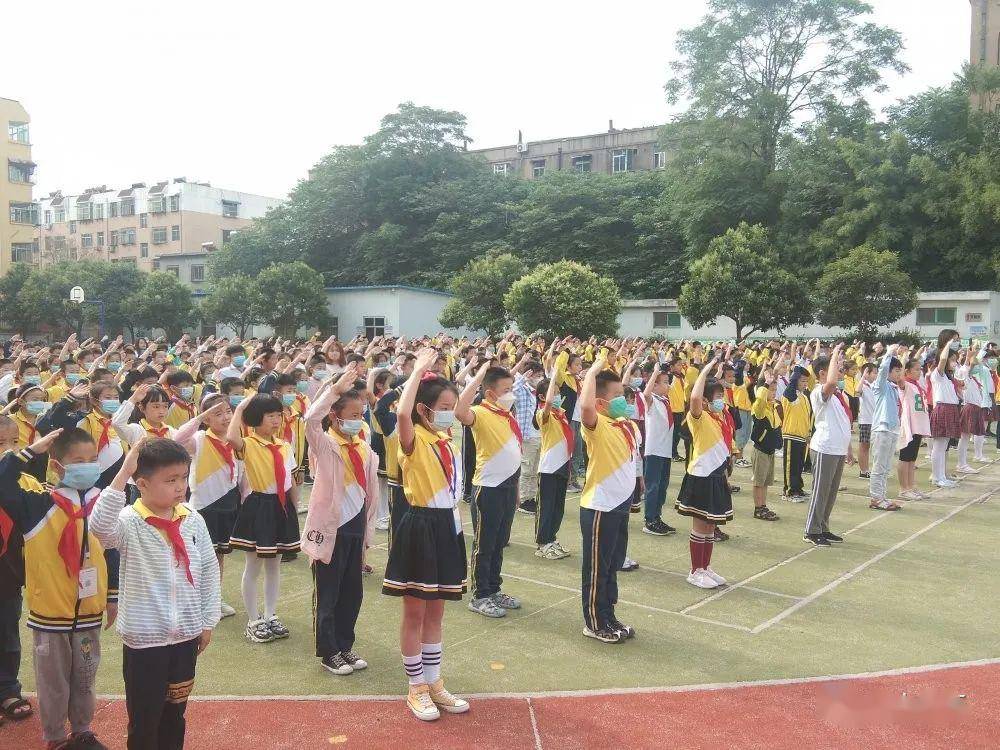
[0,326,995,746]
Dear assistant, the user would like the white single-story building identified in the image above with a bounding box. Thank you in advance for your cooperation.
[617,291,1000,342]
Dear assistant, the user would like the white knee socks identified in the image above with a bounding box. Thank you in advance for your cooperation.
[421,642,442,684]
[974,435,986,461]
[263,557,281,620]
[958,434,970,468]
[930,437,948,483]
[242,552,262,620]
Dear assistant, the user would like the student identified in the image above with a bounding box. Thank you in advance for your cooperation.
[667,358,688,461]
[897,357,931,500]
[0,427,115,750]
[163,370,197,429]
[0,417,33,725]
[552,346,584,488]
[929,346,961,488]
[955,349,990,471]
[374,379,407,544]
[578,354,637,642]
[804,345,856,547]
[456,365,523,619]
[368,368,394,530]
[216,344,248,380]
[533,376,572,560]
[274,374,308,485]
[513,359,543,516]
[111,384,175,442]
[641,362,676,536]
[227,394,299,643]
[780,364,812,501]
[867,346,904,511]
[747,376,781,521]
[174,395,243,619]
[382,349,469,721]
[731,358,754,468]
[92,438,220,750]
[856,363,877,478]
[301,365,379,676]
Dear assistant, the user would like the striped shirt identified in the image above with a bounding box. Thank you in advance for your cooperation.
[91,487,221,649]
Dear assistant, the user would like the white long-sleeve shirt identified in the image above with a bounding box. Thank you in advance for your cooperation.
[91,487,221,649]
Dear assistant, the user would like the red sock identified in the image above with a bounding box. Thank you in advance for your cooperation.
[688,533,702,572]
[704,534,715,569]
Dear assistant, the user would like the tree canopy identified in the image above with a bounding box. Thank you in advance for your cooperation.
[505,261,621,339]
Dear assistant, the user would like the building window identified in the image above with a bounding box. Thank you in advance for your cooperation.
[152,227,168,244]
[916,307,957,326]
[363,316,386,340]
[9,202,38,225]
[93,203,104,220]
[221,200,239,218]
[191,265,205,283]
[166,266,180,277]
[531,159,546,178]
[81,234,93,248]
[77,202,92,221]
[109,202,119,218]
[492,163,510,175]
[139,213,148,228]
[44,209,51,225]
[653,151,667,169]
[148,196,166,213]
[69,220,77,234]
[329,317,338,339]
[171,225,180,242]
[122,228,137,245]
[109,231,119,247]
[10,243,34,263]
[7,122,29,144]
[140,242,149,258]
[54,207,66,223]
[653,311,682,329]
[612,148,635,173]
[169,194,180,212]
[572,155,592,173]
[7,162,32,183]
[96,231,104,247]
[120,197,135,216]
[152,260,161,271]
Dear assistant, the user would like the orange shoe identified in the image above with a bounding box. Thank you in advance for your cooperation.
[406,684,440,721]
[428,678,470,714]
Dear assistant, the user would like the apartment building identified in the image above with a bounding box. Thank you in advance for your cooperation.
[468,123,666,180]
[2,98,36,277]
[33,178,282,271]
[971,0,1000,110]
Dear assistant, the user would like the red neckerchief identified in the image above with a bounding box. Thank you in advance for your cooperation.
[282,412,296,443]
[0,507,13,558]
[610,418,636,454]
[434,438,455,489]
[905,376,927,403]
[206,431,235,481]
[707,411,734,452]
[343,438,367,497]
[141,419,168,438]
[170,396,195,420]
[144,515,193,586]
[833,390,852,420]
[550,407,575,456]
[253,437,288,511]
[92,414,112,450]
[50,490,98,579]
[480,401,523,445]
[653,394,674,427]
[294,394,307,414]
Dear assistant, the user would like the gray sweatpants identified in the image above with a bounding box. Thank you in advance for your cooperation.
[32,629,101,742]
[869,429,900,501]
[519,437,541,502]
[805,452,846,536]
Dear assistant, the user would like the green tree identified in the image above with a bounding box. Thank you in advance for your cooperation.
[254,262,330,338]
[505,261,621,338]
[813,245,918,337]
[200,274,264,339]
[438,253,526,337]
[0,263,39,332]
[124,272,195,340]
[665,0,907,172]
[678,223,812,342]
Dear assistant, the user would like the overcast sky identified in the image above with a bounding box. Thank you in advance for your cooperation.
[7,0,973,200]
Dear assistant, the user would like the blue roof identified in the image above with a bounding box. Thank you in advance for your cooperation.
[324,284,454,298]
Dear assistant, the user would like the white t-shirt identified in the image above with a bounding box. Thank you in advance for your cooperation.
[858,380,876,425]
[930,370,960,405]
[809,387,852,456]
[644,395,674,458]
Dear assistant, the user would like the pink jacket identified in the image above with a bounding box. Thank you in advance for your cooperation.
[300,387,380,565]
[898,379,932,449]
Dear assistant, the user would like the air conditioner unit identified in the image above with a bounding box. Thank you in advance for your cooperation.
[516,142,528,153]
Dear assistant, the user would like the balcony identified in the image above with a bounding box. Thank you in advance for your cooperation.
[8,202,39,226]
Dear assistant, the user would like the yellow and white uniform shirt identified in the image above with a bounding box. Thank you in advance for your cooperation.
[537,407,574,475]
[685,411,731,477]
[189,429,243,511]
[469,403,521,487]
[581,413,639,511]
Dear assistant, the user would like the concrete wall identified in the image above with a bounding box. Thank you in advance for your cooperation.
[0,98,34,277]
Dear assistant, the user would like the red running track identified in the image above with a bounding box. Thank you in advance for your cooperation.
[6,661,1000,749]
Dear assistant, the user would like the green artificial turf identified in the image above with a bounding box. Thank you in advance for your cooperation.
[19,440,1000,697]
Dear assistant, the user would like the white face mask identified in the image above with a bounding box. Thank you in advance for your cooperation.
[339,419,364,436]
[496,392,516,411]
[431,410,455,430]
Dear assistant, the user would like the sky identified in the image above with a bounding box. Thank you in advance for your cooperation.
[6,0,974,201]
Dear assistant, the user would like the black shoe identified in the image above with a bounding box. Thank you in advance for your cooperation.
[517,499,537,515]
[714,528,730,542]
[822,531,844,544]
[672,453,683,461]
[68,732,108,750]
[804,533,831,547]
[753,505,780,521]
[859,471,870,479]
[642,519,670,536]
[629,501,642,514]
[728,484,741,494]
[569,480,583,491]
[609,618,636,639]
[583,625,623,644]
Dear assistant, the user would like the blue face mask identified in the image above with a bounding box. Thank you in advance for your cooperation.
[108,362,122,373]
[625,404,638,419]
[232,355,246,367]
[65,373,80,385]
[281,393,295,407]
[296,380,309,394]
[61,462,101,491]
[229,395,243,407]
[100,399,121,414]
[50,364,61,373]
[24,375,41,386]
[710,398,726,413]
[179,386,194,400]
[339,419,364,436]
[630,378,644,389]
[607,396,629,419]
[431,410,455,430]
[550,395,564,410]
[26,400,48,415]
[836,379,846,391]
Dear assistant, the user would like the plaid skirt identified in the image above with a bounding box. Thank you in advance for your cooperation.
[960,403,986,436]
[930,403,961,440]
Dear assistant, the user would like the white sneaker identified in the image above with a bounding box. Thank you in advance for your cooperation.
[974,456,991,463]
[898,490,922,501]
[686,568,719,589]
[703,567,727,586]
[934,479,958,488]
[220,602,236,618]
[406,685,441,722]
[957,465,980,474]
[374,517,390,531]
